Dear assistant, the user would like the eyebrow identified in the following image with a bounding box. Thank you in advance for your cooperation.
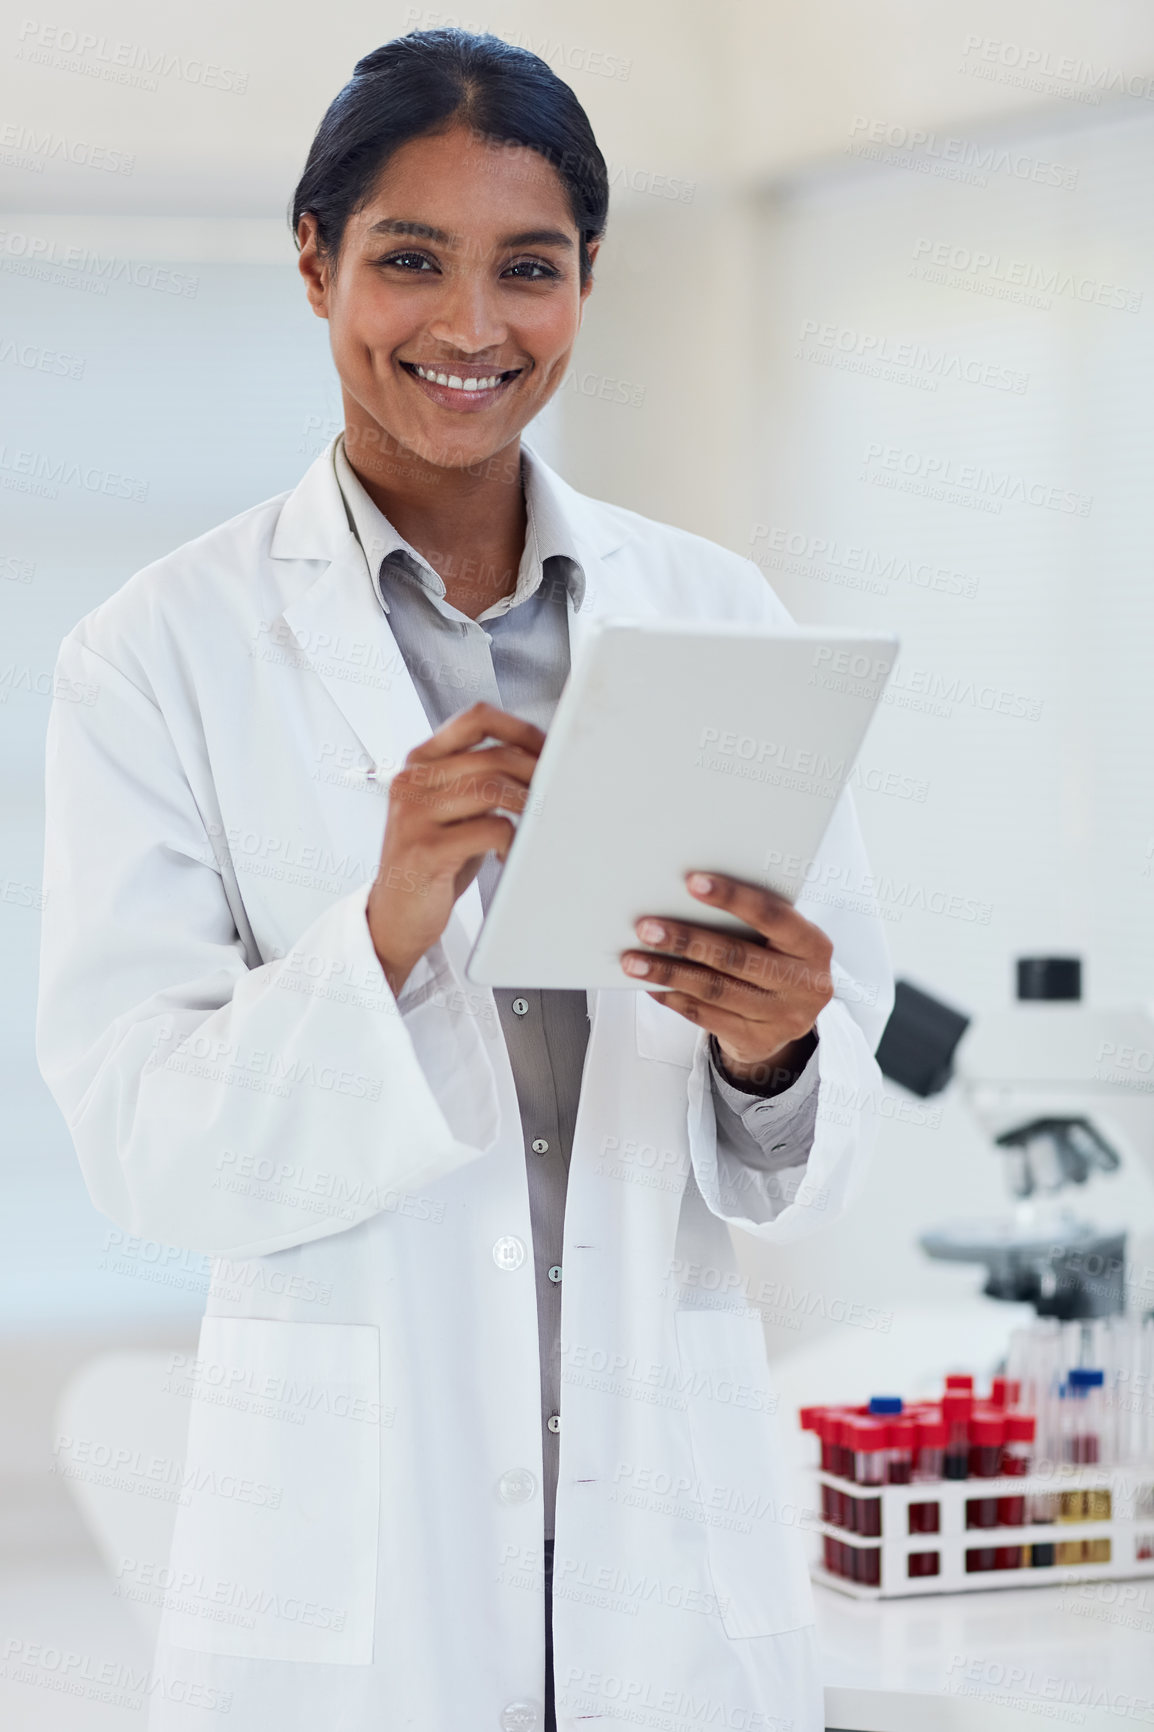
[366,218,574,250]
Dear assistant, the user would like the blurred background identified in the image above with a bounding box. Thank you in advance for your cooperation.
[3,0,1154,1723]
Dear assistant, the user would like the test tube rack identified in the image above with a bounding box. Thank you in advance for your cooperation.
[811,1463,1154,1599]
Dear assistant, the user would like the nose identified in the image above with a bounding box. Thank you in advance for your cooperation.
[426,266,509,359]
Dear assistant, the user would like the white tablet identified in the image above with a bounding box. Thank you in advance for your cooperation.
[465,619,899,990]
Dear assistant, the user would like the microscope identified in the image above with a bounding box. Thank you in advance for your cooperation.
[876,959,1154,1320]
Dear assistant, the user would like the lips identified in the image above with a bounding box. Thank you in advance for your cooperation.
[399,360,523,405]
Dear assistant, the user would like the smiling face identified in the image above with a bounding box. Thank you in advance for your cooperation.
[298,123,598,479]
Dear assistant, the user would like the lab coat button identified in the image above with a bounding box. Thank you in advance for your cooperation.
[500,1702,541,1731]
[493,1235,527,1271]
[531,1138,549,1154]
[547,1414,561,1434]
[548,1265,562,1283]
[511,997,529,1016]
[496,1468,537,1504]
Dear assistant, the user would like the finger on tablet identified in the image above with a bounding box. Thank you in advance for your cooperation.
[684,872,832,961]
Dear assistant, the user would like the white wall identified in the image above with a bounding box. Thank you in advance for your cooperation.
[3,2,1153,1353]
[736,101,1154,1352]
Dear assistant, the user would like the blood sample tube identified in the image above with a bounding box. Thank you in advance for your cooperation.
[817,1413,836,1476]
[945,1374,974,1393]
[868,1395,903,1417]
[832,1412,854,1480]
[831,1414,852,1535]
[997,1412,1035,1528]
[799,1405,825,1466]
[1064,1369,1104,1464]
[942,1390,972,1479]
[991,1376,1021,1409]
[965,1411,1003,1559]
[849,1419,886,1537]
[915,1414,946,1482]
[907,1550,940,1578]
[851,1418,889,1486]
[968,1409,1004,1479]
[908,1500,940,1536]
[909,1413,945,1534]
[887,1415,918,1484]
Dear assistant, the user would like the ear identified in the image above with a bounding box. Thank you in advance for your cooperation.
[297,214,331,320]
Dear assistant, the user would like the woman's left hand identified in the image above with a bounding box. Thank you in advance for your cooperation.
[621,871,834,1093]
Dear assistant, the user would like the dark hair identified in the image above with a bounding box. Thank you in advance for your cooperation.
[291,30,609,285]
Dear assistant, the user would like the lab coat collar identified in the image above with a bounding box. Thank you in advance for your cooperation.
[330,433,587,617]
[272,435,628,948]
[270,432,630,572]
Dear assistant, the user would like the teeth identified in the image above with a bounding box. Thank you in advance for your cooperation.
[413,364,505,391]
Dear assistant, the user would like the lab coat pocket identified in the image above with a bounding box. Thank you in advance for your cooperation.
[159,1317,381,1665]
[635,992,698,1069]
[674,1308,814,1639]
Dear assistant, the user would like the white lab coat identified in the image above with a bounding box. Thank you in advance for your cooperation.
[37,438,893,1732]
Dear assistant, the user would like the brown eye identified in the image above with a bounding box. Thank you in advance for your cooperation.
[378,251,437,272]
[504,259,560,281]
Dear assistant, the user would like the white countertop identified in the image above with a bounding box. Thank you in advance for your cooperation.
[815,1575,1154,1730]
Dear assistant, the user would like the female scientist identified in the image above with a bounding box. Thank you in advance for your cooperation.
[36,31,892,1732]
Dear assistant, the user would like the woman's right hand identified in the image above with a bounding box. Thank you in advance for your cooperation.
[367,702,545,998]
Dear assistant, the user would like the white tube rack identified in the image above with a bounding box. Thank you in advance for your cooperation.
[811,1464,1154,1599]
